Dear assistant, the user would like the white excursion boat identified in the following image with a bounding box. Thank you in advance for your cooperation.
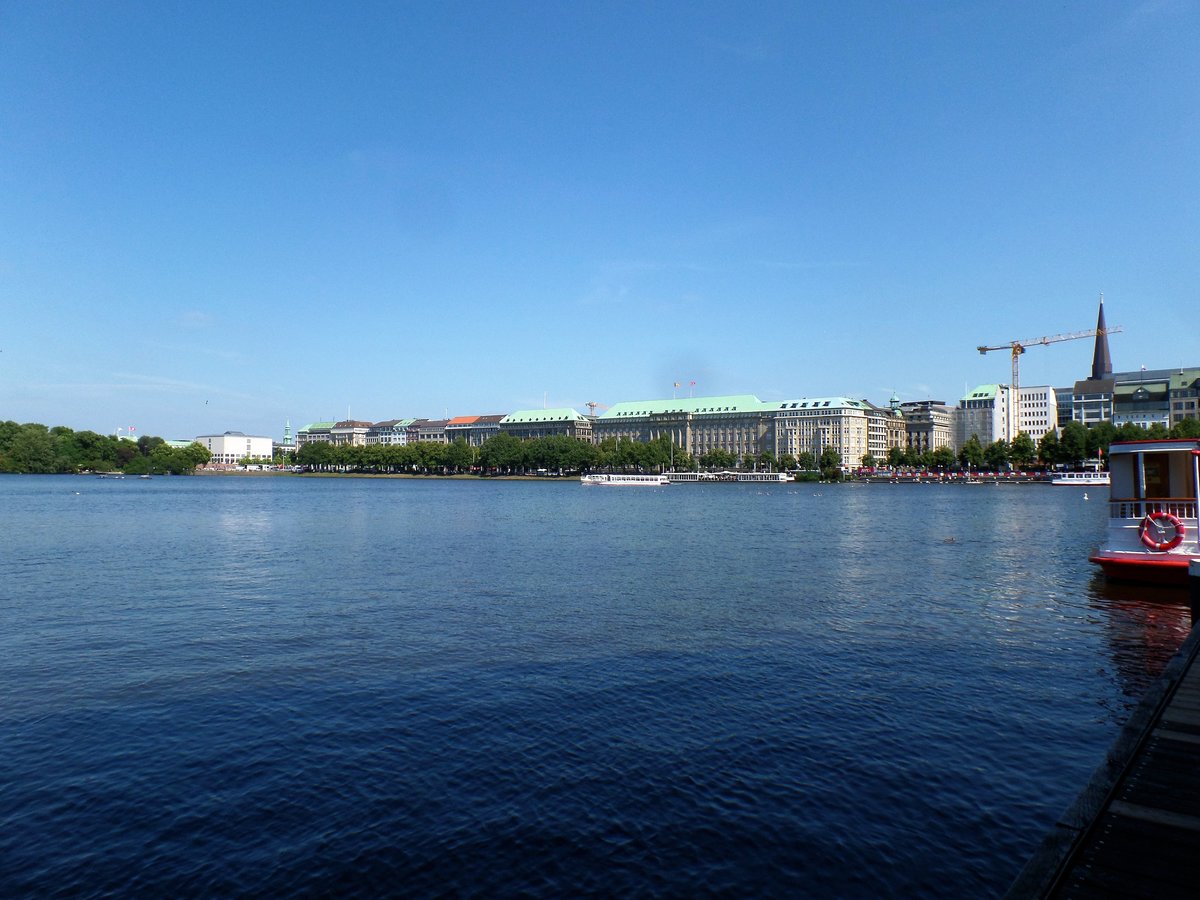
[1090,439,1200,585]
[1051,470,1111,486]
[580,473,671,487]
[664,471,790,483]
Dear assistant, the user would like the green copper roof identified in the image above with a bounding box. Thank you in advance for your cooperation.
[501,408,587,424]
[300,422,336,431]
[599,394,775,418]
[961,384,1001,402]
[600,395,873,418]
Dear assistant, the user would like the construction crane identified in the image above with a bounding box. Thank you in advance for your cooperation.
[585,401,608,417]
[977,324,1122,441]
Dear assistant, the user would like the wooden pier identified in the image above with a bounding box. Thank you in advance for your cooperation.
[1008,617,1200,897]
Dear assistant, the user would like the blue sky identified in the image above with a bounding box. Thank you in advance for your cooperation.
[2,1,1197,440]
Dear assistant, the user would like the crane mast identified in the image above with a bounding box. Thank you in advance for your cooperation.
[977,325,1122,442]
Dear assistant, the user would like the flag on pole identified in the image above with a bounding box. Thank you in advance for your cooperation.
[674,382,681,388]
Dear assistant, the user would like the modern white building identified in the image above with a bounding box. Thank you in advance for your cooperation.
[196,432,274,465]
[1015,386,1059,442]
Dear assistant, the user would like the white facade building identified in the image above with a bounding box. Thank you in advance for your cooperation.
[772,398,870,467]
[1015,386,1059,442]
[196,432,274,465]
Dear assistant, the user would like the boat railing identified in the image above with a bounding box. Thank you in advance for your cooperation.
[1109,497,1198,521]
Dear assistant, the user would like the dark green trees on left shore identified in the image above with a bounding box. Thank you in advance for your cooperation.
[0,422,211,474]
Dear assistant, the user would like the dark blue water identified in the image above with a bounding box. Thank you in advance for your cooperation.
[0,475,1191,896]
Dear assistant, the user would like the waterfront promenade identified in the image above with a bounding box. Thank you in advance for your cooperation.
[1009,615,1200,897]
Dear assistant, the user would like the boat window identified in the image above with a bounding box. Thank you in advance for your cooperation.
[1142,453,1171,498]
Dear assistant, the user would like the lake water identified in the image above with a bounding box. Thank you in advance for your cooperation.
[0,474,1192,897]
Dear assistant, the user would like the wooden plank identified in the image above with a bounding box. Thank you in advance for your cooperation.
[1109,800,1200,832]
[1155,728,1200,746]
[1056,861,1193,899]
[1161,707,1200,727]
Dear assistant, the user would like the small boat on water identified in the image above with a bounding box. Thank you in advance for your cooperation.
[1089,438,1200,584]
[580,473,670,487]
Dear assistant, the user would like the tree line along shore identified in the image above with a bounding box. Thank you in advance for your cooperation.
[0,422,211,475]
[7,418,1200,479]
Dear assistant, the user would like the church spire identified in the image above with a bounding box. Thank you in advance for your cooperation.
[1090,293,1112,380]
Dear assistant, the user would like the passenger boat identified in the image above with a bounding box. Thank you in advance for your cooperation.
[1089,439,1200,584]
[580,473,670,487]
[1051,470,1111,486]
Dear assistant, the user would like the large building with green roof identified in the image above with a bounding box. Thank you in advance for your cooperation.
[499,408,592,441]
[593,394,902,465]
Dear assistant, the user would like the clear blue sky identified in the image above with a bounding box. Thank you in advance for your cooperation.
[2,1,1197,440]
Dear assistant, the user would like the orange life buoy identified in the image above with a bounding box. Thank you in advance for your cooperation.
[1139,511,1185,552]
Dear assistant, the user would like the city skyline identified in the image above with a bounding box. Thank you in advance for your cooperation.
[3,2,1197,440]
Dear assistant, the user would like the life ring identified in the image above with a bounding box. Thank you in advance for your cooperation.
[1139,511,1185,552]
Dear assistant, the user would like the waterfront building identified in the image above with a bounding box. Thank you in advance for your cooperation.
[446,414,507,447]
[772,398,871,467]
[1111,370,1171,429]
[1072,378,1114,426]
[1015,386,1059,442]
[900,401,956,454]
[864,397,907,462]
[1168,369,1200,426]
[956,384,1009,447]
[500,408,593,441]
[594,395,776,462]
[366,419,416,445]
[1055,388,1075,431]
[330,420,372,447]
[196,431,274,465]
[295,422,335,445]
[406,419,450,443]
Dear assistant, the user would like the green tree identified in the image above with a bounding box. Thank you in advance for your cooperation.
[1172,417,1200,439]
[1038,429,1060,466]
[478,433,526,474]
[958,435,984,469]
[886,446,906,469]
[794,450,816,471]
[1059,421,1089,466]
[444,437,475,473]
[777,452,797,472]
[818,447,842,480]
[860,453,877,469]
[983,439,1010,471]
[1087,422,1117,461]
[7,424,57,473]
[931,446,956,471]
[700,448,736,470]
[296,441,333,471]
[1010,432,1037,469]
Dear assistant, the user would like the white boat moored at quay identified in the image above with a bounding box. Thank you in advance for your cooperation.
[580,473,670,487]
[1090,438,1200,584]
[1051,470,1110,486]
[664,471,790,483]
